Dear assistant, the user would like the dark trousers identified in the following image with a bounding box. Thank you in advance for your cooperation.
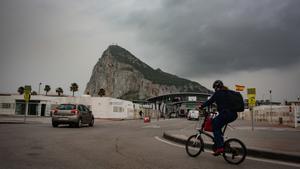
[212,110,237,148]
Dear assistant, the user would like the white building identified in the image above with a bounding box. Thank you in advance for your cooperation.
[0,94,135,119]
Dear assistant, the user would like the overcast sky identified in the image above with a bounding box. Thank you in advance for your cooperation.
[1,0,300,102]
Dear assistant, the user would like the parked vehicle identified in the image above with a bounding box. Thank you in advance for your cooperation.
[168,112,178,118]
[51,104,94,128]
[187,109,200,120]
[178,109,187,117]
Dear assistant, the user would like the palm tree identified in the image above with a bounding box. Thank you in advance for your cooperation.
[56,87,63,96]
[70,83,78,97]
[31,91,37,95]
[98,88,106,97]
[17,86,24,95]
[44,85,51,96]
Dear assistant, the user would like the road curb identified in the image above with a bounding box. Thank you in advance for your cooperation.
[0,121,44,124]
[163,132,300,164]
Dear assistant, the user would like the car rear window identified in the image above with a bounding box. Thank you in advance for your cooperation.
[57,104,76,110]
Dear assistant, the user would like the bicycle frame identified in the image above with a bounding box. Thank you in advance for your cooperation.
[196,111,228,144]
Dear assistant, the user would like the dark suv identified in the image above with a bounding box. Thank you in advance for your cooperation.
[52,104,94,128]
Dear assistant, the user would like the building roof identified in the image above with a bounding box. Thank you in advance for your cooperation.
[147,92,211,102]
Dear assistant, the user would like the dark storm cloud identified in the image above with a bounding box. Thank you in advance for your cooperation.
[0,0,299,101]
[121,0,300,76]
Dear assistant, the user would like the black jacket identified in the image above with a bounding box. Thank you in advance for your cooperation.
[202,89,232,113]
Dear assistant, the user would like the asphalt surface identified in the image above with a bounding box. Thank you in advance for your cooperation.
[0,116,300,169]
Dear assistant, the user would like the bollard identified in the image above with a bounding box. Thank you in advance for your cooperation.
[144,116,150,123]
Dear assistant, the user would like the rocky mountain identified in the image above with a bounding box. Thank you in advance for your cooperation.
[85,45,211,100]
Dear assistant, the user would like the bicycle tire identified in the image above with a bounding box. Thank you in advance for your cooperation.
[223,138,247,165]
[185,134,204,157]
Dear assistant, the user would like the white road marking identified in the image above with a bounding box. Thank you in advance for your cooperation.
[155,136,185,148]
[142,125,161,129]
[154,136,300,168]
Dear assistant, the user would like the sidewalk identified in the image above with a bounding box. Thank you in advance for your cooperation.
[0,115,51,124]
[163,119,300,164]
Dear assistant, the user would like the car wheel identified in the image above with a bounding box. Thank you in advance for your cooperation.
[52,122,58,128]
[89,118,94,127]
[76,118,82,128]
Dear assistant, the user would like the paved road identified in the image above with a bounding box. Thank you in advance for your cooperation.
[0,119,299,169]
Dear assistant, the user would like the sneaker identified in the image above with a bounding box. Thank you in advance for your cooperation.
[212,148,224,156]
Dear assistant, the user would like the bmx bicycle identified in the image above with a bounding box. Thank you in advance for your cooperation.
[185,111,247,165]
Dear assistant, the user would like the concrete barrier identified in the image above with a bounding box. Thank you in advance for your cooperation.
[238,105,298,127]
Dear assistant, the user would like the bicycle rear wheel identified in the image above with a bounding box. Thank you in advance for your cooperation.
[185,134,204,157]
[223,138,247,165]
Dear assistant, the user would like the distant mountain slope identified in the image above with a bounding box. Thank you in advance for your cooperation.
[85,45,211,100]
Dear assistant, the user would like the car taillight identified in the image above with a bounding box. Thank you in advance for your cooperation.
[53,109,58,115]
[71,109,79,115]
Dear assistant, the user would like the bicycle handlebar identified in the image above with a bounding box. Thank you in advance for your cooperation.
[200,110,217,117]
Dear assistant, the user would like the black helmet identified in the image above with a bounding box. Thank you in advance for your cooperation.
[213,80,223,90]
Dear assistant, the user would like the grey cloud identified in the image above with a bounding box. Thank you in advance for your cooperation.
[0,0,299,102]
[118,0,300,77]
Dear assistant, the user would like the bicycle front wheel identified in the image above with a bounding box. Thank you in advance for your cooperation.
[223,138,247,165]
[185,134,204,157]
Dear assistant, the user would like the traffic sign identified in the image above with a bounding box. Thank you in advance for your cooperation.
[248,95,256,107]
[247,88,256,95]
[24,85,31,102]
[247,88,256,131]
[24,93,31,102]
[247,88,256,107]
[24,85,31,92]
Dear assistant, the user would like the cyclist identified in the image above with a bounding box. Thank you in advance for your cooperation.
[199,80,238,156]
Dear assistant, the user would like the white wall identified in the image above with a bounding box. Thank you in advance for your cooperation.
[292,103,300,127]
[239,105,297,127]
[0,95,134,119]
[91,97,134,119]
[0,95,15,115]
